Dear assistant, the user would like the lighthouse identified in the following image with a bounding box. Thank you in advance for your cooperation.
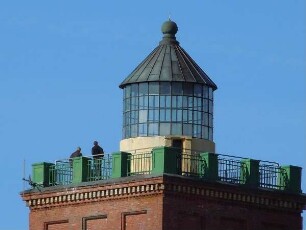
[119,20,217,154]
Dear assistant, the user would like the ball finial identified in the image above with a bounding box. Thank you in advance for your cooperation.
[161,19,178,36]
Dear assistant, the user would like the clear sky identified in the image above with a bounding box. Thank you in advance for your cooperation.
[0,1,305,229]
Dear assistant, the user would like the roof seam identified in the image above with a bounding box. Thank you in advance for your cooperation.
[174,45,186,82]
[177,46,197,82]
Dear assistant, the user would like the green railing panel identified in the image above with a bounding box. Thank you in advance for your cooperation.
[152,147,180,174]
[112,152,130,178]
[199,152,218,181]
[240,159,260,187]
[278,165,302,193]
[32,162,54,187]
[72,157,90,183]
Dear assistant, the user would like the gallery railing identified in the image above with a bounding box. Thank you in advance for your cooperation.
[30,147,301,193]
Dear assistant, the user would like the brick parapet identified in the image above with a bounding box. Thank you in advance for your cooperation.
[21,174,306,213]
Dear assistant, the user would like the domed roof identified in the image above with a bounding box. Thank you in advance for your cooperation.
[119,20,217,90]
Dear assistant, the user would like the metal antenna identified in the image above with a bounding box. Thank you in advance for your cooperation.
[22,159,43,192]
[23,159,26,191]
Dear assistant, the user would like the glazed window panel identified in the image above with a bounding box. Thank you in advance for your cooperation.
[209,100,213,114]
[125,98,131,111]
[131,84,138,97]
[160,96,166,108]
[183,110,188,122]
[188,111,193,123]
[188,97,193,108]
[171,109,176,121]
[203,85,209,99]
[209,114,213,127]
[209,88,213,100]
[139,123,147,136]
[172,82,183,95]
[194,84,202,97]
[183,124,192,136]
[131,124,138,137]
[172,96,177,108]
[148,109,159,122]
[202,126,209,139]
[160,123,170,135]
[203,99,208,112]
[177,96,183,108]
[125,112,130,125]
[165,109,171,121]
[131,111,138,124]
[195,111,202,124]
[197,98,202,110]
[171,123,182,135]
[131,97,138,110]
[149,82,159,95]
[183,83,193,96]
[139,110,147,123]
[183,96,188,108]
[160,109,166,121]
[209,127,213,140]
[139,83,148,95]
[193,125,201,138]
[203,113,209,126]
[148,96,155,109]
[177,110,182,122]
[165,96,171,107]
[160,82,171,95]
[124,126,130,138]
[125,85,131,98]
[139,96,146,109]
[148,123,158,135]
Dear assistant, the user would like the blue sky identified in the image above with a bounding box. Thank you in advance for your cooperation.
[0,1,305,229]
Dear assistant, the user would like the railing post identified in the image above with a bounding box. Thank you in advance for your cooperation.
[240,159,259,187]
[32,162,54,187]
[278,165,302,193]
[72,157,90,183]
[152,147,180,174]
[112,152,131,178]
[199,152,218,180]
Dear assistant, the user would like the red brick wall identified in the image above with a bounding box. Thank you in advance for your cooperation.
[30,195,163,230]
[24,175,304,230]
[162,195,301,230]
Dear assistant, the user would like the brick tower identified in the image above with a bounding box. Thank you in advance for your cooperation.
[21,20,306,230]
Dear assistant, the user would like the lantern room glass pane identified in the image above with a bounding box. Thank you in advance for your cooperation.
[183,83,193,96]
[125,85,131,98]
[203,85,209,98]
[139,110,147,123]
[131,84,138,97]
[148,123,158,135]
[160,82,171,95]
[172,82,183,95]
[160,123,170,135]
[139,124,147,136]
[122,82,214,141]
[183,124,192,136]
[171,123,182,135]
[139,83,148,95]
[194,84,202,97]
[149,82,159,95]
